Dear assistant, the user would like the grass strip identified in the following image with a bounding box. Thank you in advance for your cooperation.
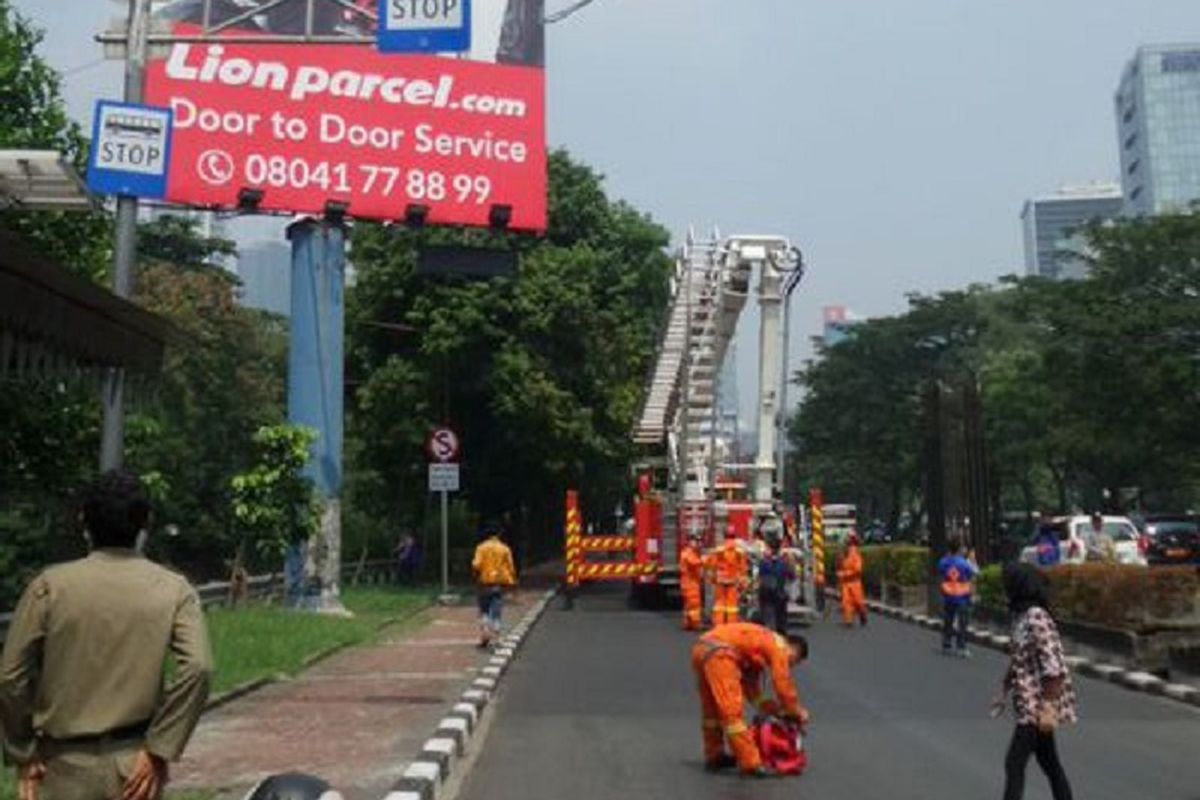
[206,586,432,694]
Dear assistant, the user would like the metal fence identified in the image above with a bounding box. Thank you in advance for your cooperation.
[0,558,403,648]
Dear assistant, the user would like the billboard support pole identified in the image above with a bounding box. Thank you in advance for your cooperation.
[287,218,347,615]
[100,0,153,471]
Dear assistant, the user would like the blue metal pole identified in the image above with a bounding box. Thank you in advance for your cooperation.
[287,218,346,611]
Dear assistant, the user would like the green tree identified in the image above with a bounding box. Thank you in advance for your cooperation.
[129,217,288,578]
[346,150,671,564]
[0,1,109,606]
[231,425,319,564]
[0,0,111,280]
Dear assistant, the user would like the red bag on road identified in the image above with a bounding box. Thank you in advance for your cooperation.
[752,717,807,776]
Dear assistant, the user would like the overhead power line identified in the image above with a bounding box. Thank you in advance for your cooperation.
[545,0,601,25]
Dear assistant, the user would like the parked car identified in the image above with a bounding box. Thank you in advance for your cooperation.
[1020,515,1147,567]
[1142,516,1200,565]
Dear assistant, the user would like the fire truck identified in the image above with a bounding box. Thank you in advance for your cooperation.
[628,230,802,604]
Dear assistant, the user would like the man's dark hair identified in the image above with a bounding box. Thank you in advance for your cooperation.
[1002,562,1051,616]
[948,538,963,555]
[81,470,151,548]
[478,520,503,542]
[786,633,809,661]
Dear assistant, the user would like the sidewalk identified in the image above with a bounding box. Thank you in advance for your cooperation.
[173,590,545,800]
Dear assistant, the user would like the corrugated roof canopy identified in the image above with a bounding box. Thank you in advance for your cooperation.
[0,228,171,378]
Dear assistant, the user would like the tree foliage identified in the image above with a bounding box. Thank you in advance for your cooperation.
[0,0,111,280]
[129,216,288,577]
[231,425,319,562]
[346,150,671,563]
[790,212,1200,530]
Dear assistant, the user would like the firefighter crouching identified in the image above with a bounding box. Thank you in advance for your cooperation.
[708,525,748,625]
[691,622,809,777]
[680,533,705,631]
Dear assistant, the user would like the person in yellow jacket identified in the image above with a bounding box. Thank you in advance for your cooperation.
[679,533,705,631]
[472,523,517,648]
[837,534,868,627]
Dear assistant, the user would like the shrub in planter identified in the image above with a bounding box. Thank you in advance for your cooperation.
[888,546,928,586]
[860,545,889,596]
[1045,564,1198,631]
[975,564,1004,615]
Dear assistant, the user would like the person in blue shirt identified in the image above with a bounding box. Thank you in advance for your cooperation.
[757,520,796,635]
[1033,524,1061,567]
[938,538,978,657]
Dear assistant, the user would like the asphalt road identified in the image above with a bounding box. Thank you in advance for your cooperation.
[457,587,1200,800]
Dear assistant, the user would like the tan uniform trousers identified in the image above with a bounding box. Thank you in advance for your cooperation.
[40,738,142,800]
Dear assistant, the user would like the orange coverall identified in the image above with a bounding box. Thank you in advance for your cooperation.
[708,541,747,625]
[691,623,802,773]
[837,543,867,626]
[680,541,705,631]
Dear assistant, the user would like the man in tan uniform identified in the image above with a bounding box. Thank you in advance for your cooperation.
[1,471,213,800]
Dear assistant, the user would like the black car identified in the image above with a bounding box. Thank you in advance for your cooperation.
[1143,516,1200,565]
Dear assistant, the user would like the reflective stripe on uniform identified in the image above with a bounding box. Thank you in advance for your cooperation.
[724,721,748,735]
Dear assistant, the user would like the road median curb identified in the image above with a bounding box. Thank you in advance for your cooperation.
[869,596,1200,709]
[381,589,557,800]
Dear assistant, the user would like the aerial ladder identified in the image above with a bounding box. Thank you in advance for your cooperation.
[628,229,803,605]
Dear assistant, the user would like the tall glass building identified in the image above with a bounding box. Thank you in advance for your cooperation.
[1116,44,1200,216]
[1020,185,1122,279]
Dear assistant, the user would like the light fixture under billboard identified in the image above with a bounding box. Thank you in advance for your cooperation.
[416,244,516,279]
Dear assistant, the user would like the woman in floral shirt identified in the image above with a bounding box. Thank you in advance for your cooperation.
[995,563,1076,800]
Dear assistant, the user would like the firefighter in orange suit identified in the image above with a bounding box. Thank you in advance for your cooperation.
[837,534,868,627]
[708,527,747,625]
[679,533,705,631]
[691,623,809,776]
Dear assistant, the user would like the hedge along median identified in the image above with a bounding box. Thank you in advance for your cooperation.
[974,564,1199,630]
[974,563,1199,674]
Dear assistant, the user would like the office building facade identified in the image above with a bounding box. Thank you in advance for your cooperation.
[1020,185,1122,279]
[1116,44,1200,216]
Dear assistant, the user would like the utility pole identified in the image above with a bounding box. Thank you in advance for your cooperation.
[100,0,153,471]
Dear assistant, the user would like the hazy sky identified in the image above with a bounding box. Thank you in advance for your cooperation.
[14,0,1200,417]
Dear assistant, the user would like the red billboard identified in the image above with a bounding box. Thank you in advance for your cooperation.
[144,1,546,232]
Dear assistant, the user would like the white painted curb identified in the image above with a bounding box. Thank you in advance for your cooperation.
[869,596,1200,709]
[382,588,557,800]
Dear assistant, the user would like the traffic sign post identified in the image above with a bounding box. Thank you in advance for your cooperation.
[377,0,471,54]
[428,462,460,492]
[87,100,173,199]
[427,427,461,599]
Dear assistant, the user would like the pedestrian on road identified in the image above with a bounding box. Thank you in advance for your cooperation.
[836,534,867,627]
[994,563,1076,800]
[707,526,747,625]
[471,523,517,649]
[0,470,213,800]
[938,538,977,656]
[757,522,795,636]
[690,622,809,777]
[679,533,705,631]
